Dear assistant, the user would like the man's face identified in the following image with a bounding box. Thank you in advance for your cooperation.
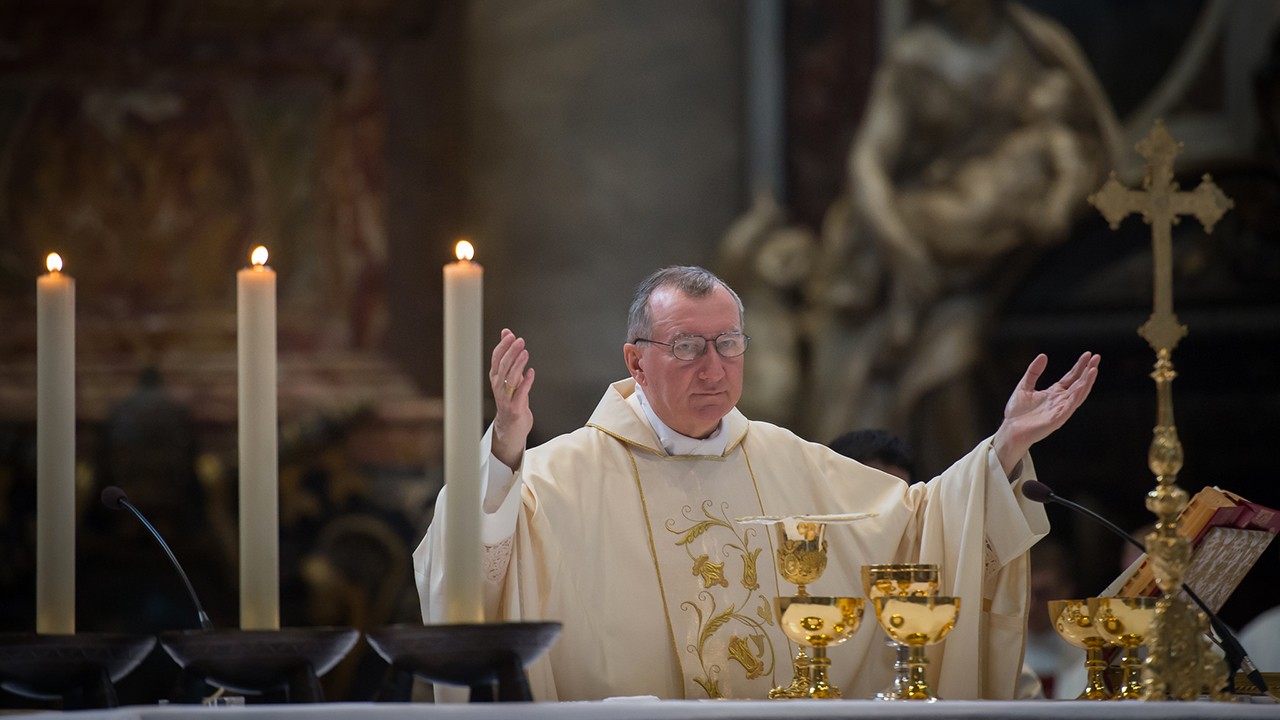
[623,284,744,439]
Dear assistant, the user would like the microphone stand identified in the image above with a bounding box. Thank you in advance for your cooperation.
[1043,489,1266,696]
[116,498,213,632]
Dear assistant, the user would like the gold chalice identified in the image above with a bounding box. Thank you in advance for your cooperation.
[775,596,865,699]
[1048,599,1113,700]
[862,564,939,700]
[769,521,828,699]
[1092,596,1158,700]
[735,513,878,700]
[871,596,960,701]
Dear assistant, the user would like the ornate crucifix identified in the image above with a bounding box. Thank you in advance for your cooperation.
[1088,120,1233,701]
[1089,120,1233,354]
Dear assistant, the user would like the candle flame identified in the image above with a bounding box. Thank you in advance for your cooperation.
[46,253,63,273]
[251,246,269,267]
[455,240,475,262]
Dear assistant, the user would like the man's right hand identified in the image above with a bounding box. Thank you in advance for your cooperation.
[489,328,535,470]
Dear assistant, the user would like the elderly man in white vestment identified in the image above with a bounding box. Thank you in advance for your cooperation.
[415,266,1099,702]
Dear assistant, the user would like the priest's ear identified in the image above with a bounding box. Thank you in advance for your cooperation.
[624,342,648,387]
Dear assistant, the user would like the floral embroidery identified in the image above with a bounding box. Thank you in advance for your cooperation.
[756,598,774,626]
[693,554,729,588]
[693,677,722,699]
[741,548,762,591]
[668,501,777,695]
[728,635,764,679]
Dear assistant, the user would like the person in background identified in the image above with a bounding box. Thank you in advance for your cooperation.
[828,429,915,483]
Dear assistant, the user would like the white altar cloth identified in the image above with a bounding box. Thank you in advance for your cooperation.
[65,699,1280,720]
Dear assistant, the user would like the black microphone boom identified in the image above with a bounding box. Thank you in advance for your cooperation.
[101,486,212,631]
[1022,480,1266,695]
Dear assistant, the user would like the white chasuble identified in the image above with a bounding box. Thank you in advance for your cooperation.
[414,378,1050,702]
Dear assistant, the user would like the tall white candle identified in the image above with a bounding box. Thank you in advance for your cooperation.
[238,246,279,630]
[36,253,75,635]
[443,240,484,623]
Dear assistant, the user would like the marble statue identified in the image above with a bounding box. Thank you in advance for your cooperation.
[725,1,1122,468]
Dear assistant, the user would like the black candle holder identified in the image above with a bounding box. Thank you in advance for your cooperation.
[159,627,359,703]
[366,621,561,702]
[0,632,156,709]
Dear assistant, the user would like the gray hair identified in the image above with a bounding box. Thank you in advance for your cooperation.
[626,266,744,342]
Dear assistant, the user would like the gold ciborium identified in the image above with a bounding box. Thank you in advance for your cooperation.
[872,596,960,701]
[775,596,865,699]
[862,564,939,700]
[1049,599,1113,700]
[1093,596,1159,700]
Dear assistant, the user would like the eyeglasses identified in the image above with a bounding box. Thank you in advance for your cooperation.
[633,332,750,361]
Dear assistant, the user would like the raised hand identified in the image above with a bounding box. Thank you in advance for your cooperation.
[489,329,535,470]
[993,352,1100,476]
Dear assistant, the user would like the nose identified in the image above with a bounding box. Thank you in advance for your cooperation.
[697,348,727,381]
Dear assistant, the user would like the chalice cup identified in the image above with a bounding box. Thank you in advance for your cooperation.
[768,520,829,698]
[862,564,939,701]
[1092,597,1158,700]
[775,596,864,699]
[1048,599,1113,700]
[872,596,960,701]
[775,521,828,597]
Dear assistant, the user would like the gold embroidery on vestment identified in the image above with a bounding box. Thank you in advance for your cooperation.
[667,501,777,695]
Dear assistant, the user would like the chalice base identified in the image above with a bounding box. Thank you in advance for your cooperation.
[768,648,812,699]
[807,649,841,699]
[1114,648,1143,700]
[899,673,937,701]
[898,647,937,701]
[1078,649,1112,701]
[875,641,910,700]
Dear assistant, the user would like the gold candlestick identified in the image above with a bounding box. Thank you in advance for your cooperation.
[1088,120,1232,701]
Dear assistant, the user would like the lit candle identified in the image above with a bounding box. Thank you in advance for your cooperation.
[238,246,279,630]
[443,240,483,623]
[37,253,75,634]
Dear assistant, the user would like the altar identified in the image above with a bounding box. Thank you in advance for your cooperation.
[59,699,1280,720]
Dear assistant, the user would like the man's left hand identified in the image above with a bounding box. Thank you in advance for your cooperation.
[993,352,1100,477]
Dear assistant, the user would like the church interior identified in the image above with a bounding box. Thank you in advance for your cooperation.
[1,0,1279,707]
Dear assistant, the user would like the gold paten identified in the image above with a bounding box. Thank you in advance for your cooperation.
[1048,599,1113,700]
[872,596,960,701]
[774,596,865,699]
[1088,120,1232,702]
[1094,597,1159,699]
[862,564,939,700]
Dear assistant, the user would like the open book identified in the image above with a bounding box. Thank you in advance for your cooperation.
[1100,487,1279,612]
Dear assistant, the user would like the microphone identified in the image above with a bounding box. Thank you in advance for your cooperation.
[101,486,212,631]
[1022,480,1266,695]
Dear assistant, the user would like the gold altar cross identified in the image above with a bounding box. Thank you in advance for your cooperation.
[1088,120,1233,353]
[1089,120,1235,701]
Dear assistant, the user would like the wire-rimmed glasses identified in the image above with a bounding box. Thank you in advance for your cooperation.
[633,332,749,361]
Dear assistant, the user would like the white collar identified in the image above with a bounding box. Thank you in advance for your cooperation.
[633,384,728,457]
